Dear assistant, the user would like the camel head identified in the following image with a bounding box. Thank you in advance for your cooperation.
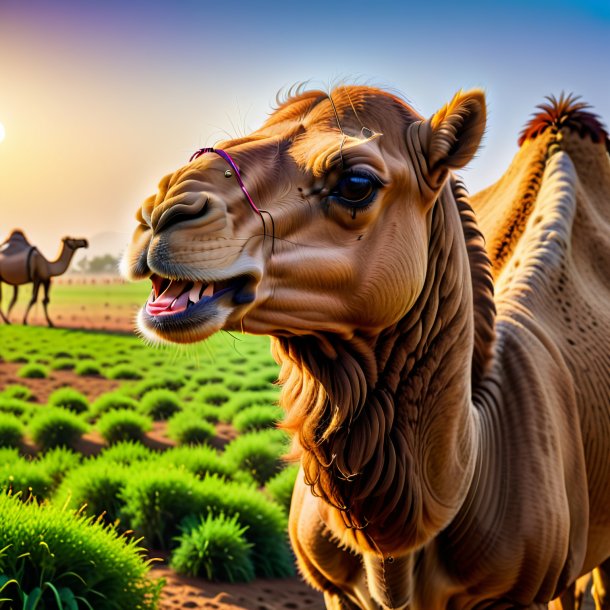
[122,86,486,345]
[62,237,89,251]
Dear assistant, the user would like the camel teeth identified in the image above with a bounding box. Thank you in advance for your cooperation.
[189,282,202,303]
[202,283,214,298]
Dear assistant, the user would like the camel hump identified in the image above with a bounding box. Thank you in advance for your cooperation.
[0,229,32,251]
[518,93,610,152]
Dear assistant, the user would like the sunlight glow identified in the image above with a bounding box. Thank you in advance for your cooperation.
[0,122,5,143]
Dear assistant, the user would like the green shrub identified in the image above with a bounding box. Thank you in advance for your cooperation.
[0,447,20,465]
[98,441,156,465]
[139,389,181,420]
[224,431,285,485]
[54,461,130,524]
[159,446,231,480]
[219,390,280,422]
[0,397,31,419]
[132,376,186,397]
[265,464,299,513]
[17,363,48,379]
[167,412,216,445]
[48,387,89,414]
[190,372,224,386]
[0,384,34,401]
[194,385,232,406]
[106,364,143,380]
[0,413,24,448]
[171,513,254,582]
[182,403,222,423]
[74,361,102,376]
[50,357,75,370]
[0,459,52,500]
[36,447,82,491]
[97,409,152,444]
[197,476,293,578]
[0,493,161,608]
[233,404,283,433]
[120,468,205,549]
[90,392,139,419]
[29,407,88,451]
[121,471,293,576]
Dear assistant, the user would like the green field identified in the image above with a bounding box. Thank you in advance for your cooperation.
[1,278,151,328]
[0,324,298,607]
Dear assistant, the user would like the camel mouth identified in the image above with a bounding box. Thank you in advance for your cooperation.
[139,272,256,343]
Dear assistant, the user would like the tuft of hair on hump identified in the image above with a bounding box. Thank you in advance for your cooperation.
[518,93,610,152]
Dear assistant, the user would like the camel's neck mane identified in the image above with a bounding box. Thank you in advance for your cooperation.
[273,178,495,553]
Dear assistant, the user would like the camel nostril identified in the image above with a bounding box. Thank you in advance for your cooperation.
[154,199,209,233]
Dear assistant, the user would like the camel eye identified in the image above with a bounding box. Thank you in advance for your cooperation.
[332,172,379,207]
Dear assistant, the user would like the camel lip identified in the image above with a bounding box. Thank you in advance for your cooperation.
[138,271,257,342]
[145,273,253,319]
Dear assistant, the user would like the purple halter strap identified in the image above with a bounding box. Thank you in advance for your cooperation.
[189,147,262,217]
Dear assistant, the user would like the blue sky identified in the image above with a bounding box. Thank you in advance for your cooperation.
[0,0,608,255]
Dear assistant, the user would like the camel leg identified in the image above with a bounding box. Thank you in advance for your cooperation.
[23,281,41,325]
[7,285,19,319]
[41,280,54,327]
[0,282,9,324]
[593,558,610,610]
[552,574,592,610]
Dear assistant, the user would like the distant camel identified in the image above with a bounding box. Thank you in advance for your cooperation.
[0,230,88,326]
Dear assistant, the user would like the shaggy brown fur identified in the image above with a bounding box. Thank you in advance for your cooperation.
[123,86,610,610]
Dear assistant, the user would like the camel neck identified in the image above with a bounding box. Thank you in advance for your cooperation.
[48,243,76,277]
[275,181,492,555]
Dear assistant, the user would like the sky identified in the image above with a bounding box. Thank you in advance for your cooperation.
[0,0,608,259]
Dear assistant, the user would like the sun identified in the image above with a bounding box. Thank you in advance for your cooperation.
[0,122,5,143]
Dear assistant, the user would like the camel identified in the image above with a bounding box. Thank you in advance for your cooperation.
[0,230,88,326]
[121,85,610,609]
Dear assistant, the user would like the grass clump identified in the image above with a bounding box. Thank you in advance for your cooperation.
[0,397,31,419]
[139,389,182,420]
[17,363,48,379]
[48,387,89,414]
[54,460,130,524]
[0,384,34,401]
[159,446,231,480]
[36,447,82,491]
[90,392,139,419]
[224,431,286,485]
[219,390,280,422]
[121,470,293,577]
[29,407,88,451]
[132,376,186,397]
[265,464,299,513]
[194,385,232,406]
[167,412,216,446]
[0,493,161,608]
[121,468,205,549]
[0,459,52,500]
[106,364,144,380]
[0,413,24,448]
[50,357,75,370]
[97,409,152,444]
[98,440,155,465]
[171,513,254,582]
[74,361,102,376]
[233,404,283,433]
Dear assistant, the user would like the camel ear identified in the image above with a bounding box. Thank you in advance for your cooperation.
[423,90,486,185]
